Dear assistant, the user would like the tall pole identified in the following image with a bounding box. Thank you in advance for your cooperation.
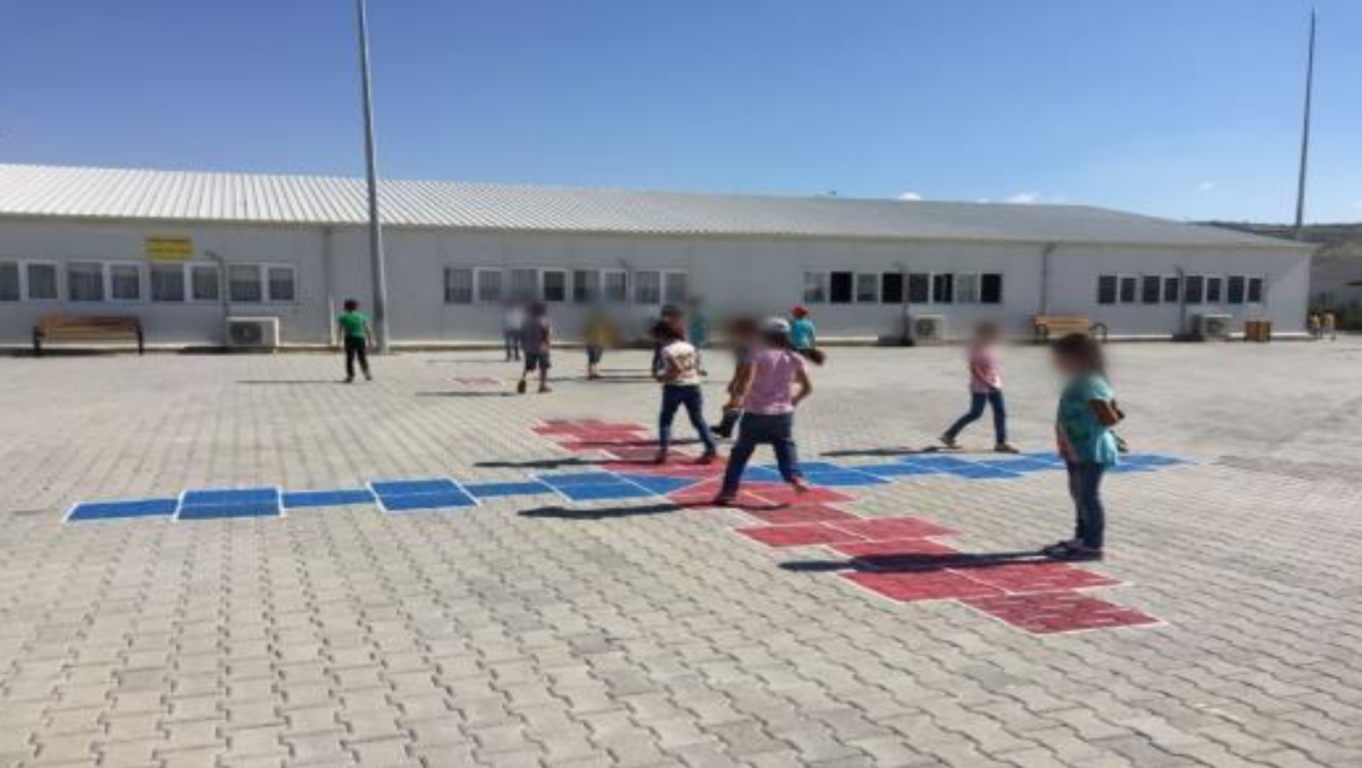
[356,0,391,352]
[1293,7,1317,236]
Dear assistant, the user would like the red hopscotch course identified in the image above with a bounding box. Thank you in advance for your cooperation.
[532,419,1161,634]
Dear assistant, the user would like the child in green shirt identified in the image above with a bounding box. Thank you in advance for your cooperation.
[337,299,374,383]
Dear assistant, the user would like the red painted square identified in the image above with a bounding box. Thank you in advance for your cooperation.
[829,517,959,540]
[749,486,854,505]
[737,523,867,548]
[952,563,1119,594]
[842,571,1003,602]
[743,505,859,525]
[831,538,959,557]
[963,593,1159,634]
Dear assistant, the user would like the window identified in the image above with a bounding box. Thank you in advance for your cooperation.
[829,271,854,304]
[228,264,263,302]
[510,269,538,302]
[191,264,220,301]
[981,273,1003,304]
[23,263,57,300]
[476,269,504,303]
[1227,275,1246,305]
[1097,275,1118,305]
[542,269,568,303]
[955,273,980,304]
[1183,275,1205,304]
[68,262,105,302]
[572,270,598,304]
[108,264,142,302]
[1162,276,1180,304]
[881,273,904,304]
[0,261,17,301]
[803,272,828,303]
[1247,276,1264,304]
[150,263,186,302]
[663,271,689,304]
[907,273,930,304]
[633,271,661,305]
[855,273,879,303]
[932,273,954,304]
[444,267,474,304]
[1140,275,1161,305]
[1205,276,1224,304]
[602,270,628,303]
[1119,276,1138,304]
[267,266,296,302]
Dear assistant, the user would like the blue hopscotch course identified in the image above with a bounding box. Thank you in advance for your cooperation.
[62,452,1189,523]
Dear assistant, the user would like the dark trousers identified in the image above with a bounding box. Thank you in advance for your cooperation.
[720,412,799,496]
[944,389,1008,444]
[344,336,369,379]
[713,408,742,437]
[659,385,716,454]
[503,330,521,360]
[1066,462,1107,550]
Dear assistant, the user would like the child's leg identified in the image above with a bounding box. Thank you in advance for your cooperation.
[768,413,801,483]
[988,390,1008,445]
[718,420,759,499]
[1075,463,1107,550]
[681,388,717,455]
[657,386,683,453]
[344,339,357,380]
[1066,463,1087,545]
[943,393,988,441]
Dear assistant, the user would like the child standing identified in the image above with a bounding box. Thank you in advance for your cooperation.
[1323,311,1338,341]
[583,310,616,380]
[653,322,717,464]
[711,317,760,439]
[337,299,374,383]
[940,322,1018,453]
[1044,333,1122,562]
[714,319,820,505]
[790,306,817,356]
[517,303,552,394]
[502,303,524,361]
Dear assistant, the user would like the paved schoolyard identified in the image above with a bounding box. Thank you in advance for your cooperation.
[1,340,1360,768]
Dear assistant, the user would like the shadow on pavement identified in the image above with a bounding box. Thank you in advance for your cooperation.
[781,550,1046,574]
[520,503,681,520]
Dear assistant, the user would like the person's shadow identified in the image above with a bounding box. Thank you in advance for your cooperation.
[520,503,681,520]
[780,550,1046,574]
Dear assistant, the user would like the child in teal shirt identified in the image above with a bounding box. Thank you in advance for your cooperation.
[1045,334,1122,561]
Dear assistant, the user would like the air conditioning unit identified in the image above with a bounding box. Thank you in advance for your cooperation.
[1196,314,1233,341]
[226,317,280,350]
[908,314,946,345]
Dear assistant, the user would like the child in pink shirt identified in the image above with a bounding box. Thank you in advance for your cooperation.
[940,322,1018,453]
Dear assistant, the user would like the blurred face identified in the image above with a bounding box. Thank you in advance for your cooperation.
[976,325,1000,344]
[1051,350,1084,377]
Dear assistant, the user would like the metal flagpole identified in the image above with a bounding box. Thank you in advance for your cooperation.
[1293,7,1317,237]
[355,0,391,353]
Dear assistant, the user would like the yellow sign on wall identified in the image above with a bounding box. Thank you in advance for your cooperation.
[145,236,195,261]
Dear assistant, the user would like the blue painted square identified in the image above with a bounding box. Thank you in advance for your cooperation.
[380,491,476,512]
[538,472,625,487]
[178,502,281,520]
[948,466,1024,480]
[765,461,844,474]
[1022,452,1068,465]
[803,471,888,487]
[182,488,278,506]
[617,475,696,495]
[282,490,375,509]
[557,483,654,501]
[856,463,943,478]
[371,479,459,496]
[741,466,785,482]
[464,481,554,499]
[899,455,977,470]
[1108,464,1158,474]
[67,498,179,522]
[977,458,1057,473]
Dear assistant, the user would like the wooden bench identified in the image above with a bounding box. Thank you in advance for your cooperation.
[1032,315,1108,343]
[33,315,144,356]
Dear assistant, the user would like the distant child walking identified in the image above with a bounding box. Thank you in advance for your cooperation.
[517,303,552,394]
[1044,334,1123,562]
[940,322,1018,453]
[652,321,717,465]
[714,319,822,505]
[790,306,817,357]
[502,303,524,361]
[337,299,374,383]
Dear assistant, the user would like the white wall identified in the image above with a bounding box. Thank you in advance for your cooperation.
[0,216,1311,347]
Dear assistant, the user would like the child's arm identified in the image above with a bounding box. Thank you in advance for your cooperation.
[793,366,813,406]
[726,362,756,409]
[365,319,376,348]
[1089,400,1122,427]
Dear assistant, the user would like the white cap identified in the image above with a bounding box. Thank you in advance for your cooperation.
[761,317,791,334]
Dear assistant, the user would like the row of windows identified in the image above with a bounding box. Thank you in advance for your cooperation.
[1096,274,1265,306]
[804,271,1005,306]
[443,268,689,306]
[0,260,297,304]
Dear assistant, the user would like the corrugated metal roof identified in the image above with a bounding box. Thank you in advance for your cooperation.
[0,164,1306,249]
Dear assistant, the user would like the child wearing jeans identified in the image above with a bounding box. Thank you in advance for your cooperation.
[1044,333,1122,562]
[713,318,821,505]
[653,322,717,464]
[940,322,1017,453]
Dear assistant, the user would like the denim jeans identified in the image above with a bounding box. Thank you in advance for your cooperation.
[943,389,1008,444]
[343,336,369,379]
[503,330,521,360]
[720,412,800,496]
[659,385,716,454]
[1066,462,1107,550]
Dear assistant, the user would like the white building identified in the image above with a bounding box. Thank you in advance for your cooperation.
[0,164,1314,348]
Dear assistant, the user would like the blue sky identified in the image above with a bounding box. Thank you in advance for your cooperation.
[1,0,1358,223]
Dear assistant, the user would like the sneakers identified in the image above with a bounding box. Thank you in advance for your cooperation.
[939,434,961,450]
[994,443,1019,454]
[1042,540,1103,561]
[711,494,737,507]
[653,450,669,465]
[516,380,527,394]
[538,384,552,394]
[695,451,717,465]
[790,477,811,494]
